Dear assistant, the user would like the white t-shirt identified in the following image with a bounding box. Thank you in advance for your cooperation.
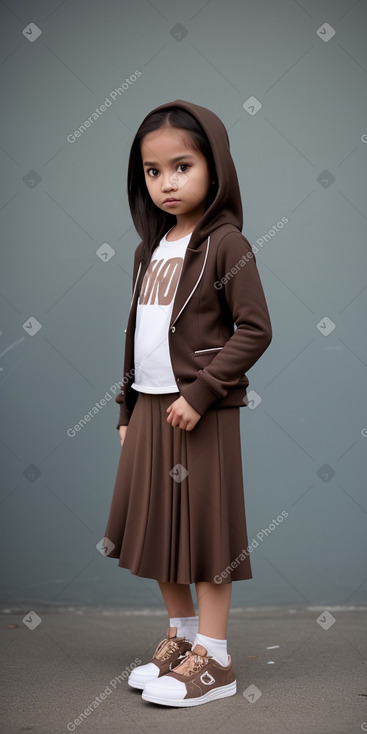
[131,229,192,393]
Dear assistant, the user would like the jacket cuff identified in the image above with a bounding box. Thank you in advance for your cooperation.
[179,376,222,417]
[116,403,130,430]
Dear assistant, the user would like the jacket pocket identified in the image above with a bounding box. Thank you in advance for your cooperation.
[194,346,224,354]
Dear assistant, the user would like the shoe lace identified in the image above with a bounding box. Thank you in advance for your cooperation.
[152,637,179,661]
[172,649,210,676]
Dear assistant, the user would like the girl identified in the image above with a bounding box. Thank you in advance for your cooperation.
[103,99,272,707]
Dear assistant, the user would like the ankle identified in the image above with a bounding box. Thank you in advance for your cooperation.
[169,615,199,644]
[194,632,229,667]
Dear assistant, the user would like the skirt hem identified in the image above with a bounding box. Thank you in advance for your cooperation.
[105,555,253,585]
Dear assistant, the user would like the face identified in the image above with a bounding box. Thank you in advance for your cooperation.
[140,126,215,226]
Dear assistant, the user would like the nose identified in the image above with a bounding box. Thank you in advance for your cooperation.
[161,171,178,192]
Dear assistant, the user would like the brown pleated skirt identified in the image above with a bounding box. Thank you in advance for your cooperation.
[103,391,253,584]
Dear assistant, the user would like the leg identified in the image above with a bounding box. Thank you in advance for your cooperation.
[128,582,195,691]
[158,581,196,617]
[195,581,232,638]
[141,581,236,705]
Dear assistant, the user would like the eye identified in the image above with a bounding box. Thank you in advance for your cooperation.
[145,163,191,178]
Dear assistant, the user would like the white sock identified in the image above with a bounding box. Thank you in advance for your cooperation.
[194,632,229,667]
[169,615,198,644]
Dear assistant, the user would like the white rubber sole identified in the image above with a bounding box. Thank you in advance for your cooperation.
[142,680,237,707]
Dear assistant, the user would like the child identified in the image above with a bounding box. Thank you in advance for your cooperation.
[103,99,272,707]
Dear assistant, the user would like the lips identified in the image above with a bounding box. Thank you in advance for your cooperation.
[163,198,179,203]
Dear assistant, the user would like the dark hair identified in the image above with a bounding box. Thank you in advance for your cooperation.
[127,107,218,270]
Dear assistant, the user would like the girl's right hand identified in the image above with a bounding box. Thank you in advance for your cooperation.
[119,425,128,447]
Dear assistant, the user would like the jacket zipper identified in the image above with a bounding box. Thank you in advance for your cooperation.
[123,262,142,333]
[170,236,210,329]
[130,262,142,309]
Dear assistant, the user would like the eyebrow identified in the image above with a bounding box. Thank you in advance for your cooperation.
[143,154,195,166]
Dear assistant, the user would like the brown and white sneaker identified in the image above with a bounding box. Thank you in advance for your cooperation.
[141,643,236,706]
[128,626,192,690]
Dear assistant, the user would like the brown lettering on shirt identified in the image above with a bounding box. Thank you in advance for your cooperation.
[139,257,183,305]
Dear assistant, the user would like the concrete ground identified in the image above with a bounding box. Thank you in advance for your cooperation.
[1,606,366,734]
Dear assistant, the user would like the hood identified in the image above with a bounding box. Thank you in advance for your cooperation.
[147,99,243,249]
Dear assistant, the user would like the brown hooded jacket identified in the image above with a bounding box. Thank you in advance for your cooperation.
[115,99,272,429]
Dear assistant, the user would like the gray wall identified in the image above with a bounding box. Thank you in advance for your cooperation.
[1,0,366,611]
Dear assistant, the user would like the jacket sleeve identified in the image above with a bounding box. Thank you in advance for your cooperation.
[115,244,142,430]
[115,388,131,430]
[179,232,272,416]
